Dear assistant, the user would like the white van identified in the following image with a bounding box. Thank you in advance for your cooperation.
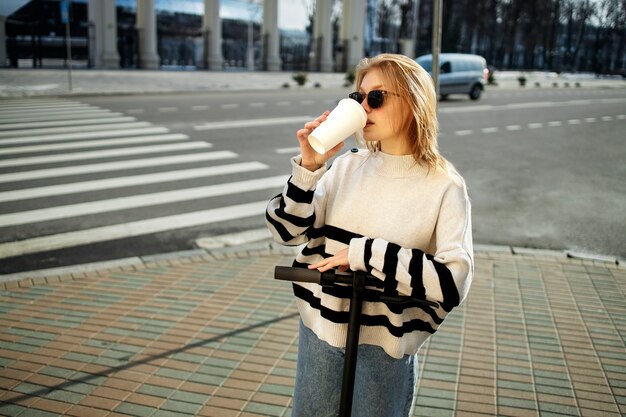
[415,53,488,100]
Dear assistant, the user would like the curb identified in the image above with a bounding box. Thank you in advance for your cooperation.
[1,240,622,290]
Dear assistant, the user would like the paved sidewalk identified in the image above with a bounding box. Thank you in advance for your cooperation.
[1,245,625,417]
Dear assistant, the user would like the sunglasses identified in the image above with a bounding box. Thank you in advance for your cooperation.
[348,90,398,109]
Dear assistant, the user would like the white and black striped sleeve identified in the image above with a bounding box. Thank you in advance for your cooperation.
[265,156,330,246]
[348,180,473,312]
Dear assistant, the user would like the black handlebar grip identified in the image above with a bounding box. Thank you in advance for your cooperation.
[274,266,322,284]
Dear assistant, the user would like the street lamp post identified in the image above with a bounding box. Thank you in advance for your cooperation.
[247,0,255,71]
[431,0,442,98]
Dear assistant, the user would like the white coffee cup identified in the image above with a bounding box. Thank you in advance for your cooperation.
[308,98,367,154]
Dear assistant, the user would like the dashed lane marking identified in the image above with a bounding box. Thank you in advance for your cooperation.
[195,116,312,131]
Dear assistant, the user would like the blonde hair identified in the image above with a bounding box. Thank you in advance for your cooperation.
[354,53,447,171]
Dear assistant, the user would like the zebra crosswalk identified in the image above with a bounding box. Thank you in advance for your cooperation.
[0,99,284,274]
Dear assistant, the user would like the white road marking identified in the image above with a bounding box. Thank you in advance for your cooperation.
[276,146,301,154]
[158,107,178,112]
[601,116,613,121]
[548,121,562,127]
[437,97,626,114]
[0,161,269,203]
[0,111,124,124]
[0,200,270,259]
[194,116,312,131]
[221,104,239,109]
[0,151,238,184]
[0,116,137,131]
[0,134,189,156]
[0,175,286,227]
[567,119,581,124]
[250,102,266,108]
[585,118,597,123]
[196,227,272,249]
[2,127,169,146]
[0,107,108,119]
[2,142,211,167]
[506,125,522,131]
[481,127,499,133]
[0,122,153,138]
[528,123,543,129]
[0,100,91,111]
[192,105,209,111]
[455,130,473,136]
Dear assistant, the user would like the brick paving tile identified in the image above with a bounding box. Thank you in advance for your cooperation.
[178,381,217,396]
[455,400,496,415]
[221,378,261,391]
[73,394,119,411]
[101,378,142,393]
[213,386,254,401]
[577,398,621,414]
[496,405,539,416]
[65,404,109,417]
[0,379,19,391]
[10,360,44,374]
[580,408,621,417]
[205,395,247,410]
[197,405,240,417]
[30,397,73,414]
[251,391,292,407]
[123,392,165,408]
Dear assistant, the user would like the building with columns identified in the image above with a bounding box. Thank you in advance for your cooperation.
[2,0,369,72]
[199,0,367,72]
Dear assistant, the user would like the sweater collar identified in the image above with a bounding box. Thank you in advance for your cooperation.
[370,150,428,178]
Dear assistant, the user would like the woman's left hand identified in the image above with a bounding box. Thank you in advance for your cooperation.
[308,248,350,272]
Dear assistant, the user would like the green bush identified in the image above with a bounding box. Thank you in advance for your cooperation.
[292,72,308,86]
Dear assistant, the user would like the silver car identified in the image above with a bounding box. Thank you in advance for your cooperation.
[415,53,488,100]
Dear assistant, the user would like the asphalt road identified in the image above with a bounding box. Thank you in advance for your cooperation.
[1,86,624,274]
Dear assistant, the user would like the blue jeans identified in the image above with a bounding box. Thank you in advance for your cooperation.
[292,320,417,417]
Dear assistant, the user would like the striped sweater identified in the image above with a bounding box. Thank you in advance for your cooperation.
[266,149,473,359]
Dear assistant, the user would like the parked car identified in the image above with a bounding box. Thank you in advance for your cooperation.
[415,53,489,100]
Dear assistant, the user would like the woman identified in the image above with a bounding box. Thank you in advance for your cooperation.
[266,53,473,417]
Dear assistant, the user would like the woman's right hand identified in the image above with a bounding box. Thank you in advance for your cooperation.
[296,111,345,171]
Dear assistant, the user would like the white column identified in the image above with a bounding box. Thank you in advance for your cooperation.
[100,0,120,68]
[203,0,223,70]
[340,0,365,71]
[262,0,281,71]
[87,0,102,68]
[311,0,334,72]
[136,0,160,69]
[315,0,335,72]
[0,16,7,67]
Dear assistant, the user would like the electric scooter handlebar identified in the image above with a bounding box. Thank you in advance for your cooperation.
[274,266,439,309]
[274,265,323,284]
